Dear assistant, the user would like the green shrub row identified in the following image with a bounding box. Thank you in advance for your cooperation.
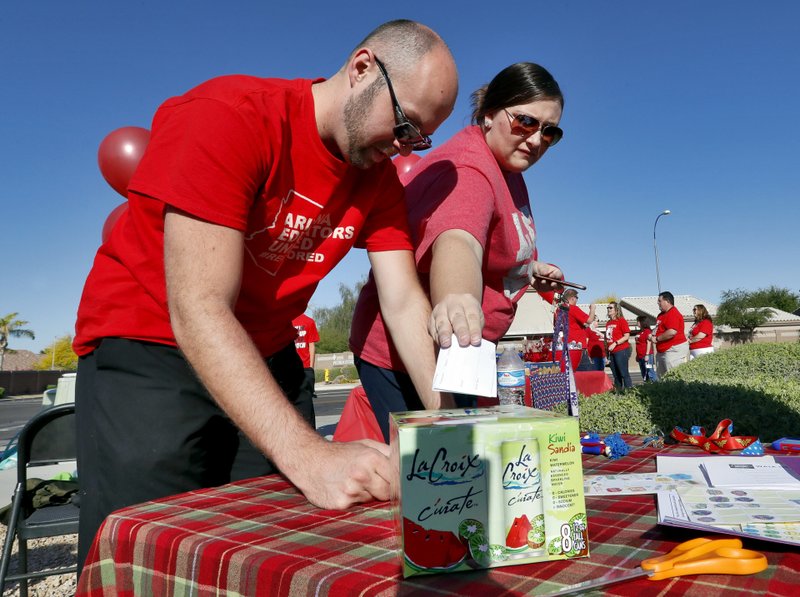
[0,387,5,399]
[562,343,800,443]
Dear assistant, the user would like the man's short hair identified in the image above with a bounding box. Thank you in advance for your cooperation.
[351,20,443,75]
[658,291,675,305]
[562,288,578,301]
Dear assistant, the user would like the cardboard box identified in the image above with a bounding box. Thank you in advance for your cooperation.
[390,405,588,577]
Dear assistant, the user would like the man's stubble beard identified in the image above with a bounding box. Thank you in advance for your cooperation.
[343,76,386,169]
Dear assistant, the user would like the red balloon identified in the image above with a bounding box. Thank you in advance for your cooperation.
[392,153,421,176]
[97,126,150,197]
[102,202,128,244]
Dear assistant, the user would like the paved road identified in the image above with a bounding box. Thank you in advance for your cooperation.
[0,397,42,448]
[313,385,350,417]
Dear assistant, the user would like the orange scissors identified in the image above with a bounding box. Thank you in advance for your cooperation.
[542,536,768,596]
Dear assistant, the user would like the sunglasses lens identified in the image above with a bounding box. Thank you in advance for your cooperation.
[512,114,540,134]
[394,123,431,151]
[542,125,563,146]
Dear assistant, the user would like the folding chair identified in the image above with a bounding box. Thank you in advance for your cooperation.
[0,403,79,597]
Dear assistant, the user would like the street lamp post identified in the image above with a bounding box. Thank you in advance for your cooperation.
[653,210,671,293]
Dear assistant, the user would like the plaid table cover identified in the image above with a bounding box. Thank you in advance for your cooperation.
[76,438,800,596]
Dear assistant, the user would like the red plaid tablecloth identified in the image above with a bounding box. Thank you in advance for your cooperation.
[76,438,800,596]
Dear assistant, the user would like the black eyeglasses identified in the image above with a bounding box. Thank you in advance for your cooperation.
[503,109,563,147]
[374,56,432,151]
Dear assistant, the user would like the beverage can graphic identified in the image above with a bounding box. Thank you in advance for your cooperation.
[501,439,546,554]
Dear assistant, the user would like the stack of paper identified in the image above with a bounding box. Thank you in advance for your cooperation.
[655,455,800,547]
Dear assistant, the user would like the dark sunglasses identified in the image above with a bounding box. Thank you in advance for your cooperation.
[374,56,432,151]
[503,109,563,147]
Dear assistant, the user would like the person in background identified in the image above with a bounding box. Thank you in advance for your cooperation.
[635,314,658,382]
[350,62,566,442]
[586,320,606,371]
[292,313,319,426]
[688,304,714,359]
[604,302,632,389]
[72,20,464,571]
[560,289,596,369]
[650,291,689,377]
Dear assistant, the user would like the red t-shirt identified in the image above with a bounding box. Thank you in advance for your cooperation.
[349,126,538,371]
[655,306,687,352]
[689,318,713,349]
[292,314,319,368]
[636,328,652,360]
[564,305,590,349]
[586,327,605,359]
[604,317,631,353]
[74,76,411,357]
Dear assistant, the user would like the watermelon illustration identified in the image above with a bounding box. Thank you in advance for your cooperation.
[505,514,532,549]
[403,517,467,570]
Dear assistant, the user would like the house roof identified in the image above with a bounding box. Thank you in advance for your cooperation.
[0,349,40,371]
[505,290,555,336]
[758,307,800,324]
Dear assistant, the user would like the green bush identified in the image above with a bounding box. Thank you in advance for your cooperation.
[571,343,800,442]
[0,387,5,399]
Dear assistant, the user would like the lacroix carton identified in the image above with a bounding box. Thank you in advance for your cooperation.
[390,405,588,578]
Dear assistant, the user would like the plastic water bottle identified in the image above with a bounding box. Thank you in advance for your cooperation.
[496,346,526,406]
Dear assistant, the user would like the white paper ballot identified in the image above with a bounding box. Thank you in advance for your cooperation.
[432,336,497,397]
[702,459,800,489]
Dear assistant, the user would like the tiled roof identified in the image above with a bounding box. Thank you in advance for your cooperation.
[759,307,800,323]
[0,349,40,371]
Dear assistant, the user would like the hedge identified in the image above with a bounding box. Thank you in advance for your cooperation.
[556,342,800,442]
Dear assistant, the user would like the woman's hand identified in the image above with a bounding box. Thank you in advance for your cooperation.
[429,293,484,348]
[530,261,564,292]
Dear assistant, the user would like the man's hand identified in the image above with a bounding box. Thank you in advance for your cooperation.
[164,208,392,511]
[429,293,483,348]
[291,440,393,509]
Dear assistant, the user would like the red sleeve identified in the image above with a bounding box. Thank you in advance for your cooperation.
[570,305,589,326]
[354,173,413,252]
[619,319,631,335]
[130,97,269,231]
[410,167,495,272]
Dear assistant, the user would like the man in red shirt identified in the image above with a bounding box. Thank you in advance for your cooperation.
[559,289,596,369]
[72,20,469,571]
[292,313,320,426]
[649,291,689,377]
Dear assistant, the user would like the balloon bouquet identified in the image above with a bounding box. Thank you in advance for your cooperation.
[97,126,150,243]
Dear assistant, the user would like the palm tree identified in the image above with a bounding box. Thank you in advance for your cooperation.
[0,312,35,371]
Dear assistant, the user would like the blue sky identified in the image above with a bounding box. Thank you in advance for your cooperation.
[3,1,799,354]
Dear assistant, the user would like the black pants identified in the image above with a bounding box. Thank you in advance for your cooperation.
[75,338,312,572]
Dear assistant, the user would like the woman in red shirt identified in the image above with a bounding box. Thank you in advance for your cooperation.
[604,302,632,389]
[688,304,714,359]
